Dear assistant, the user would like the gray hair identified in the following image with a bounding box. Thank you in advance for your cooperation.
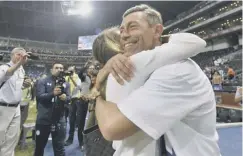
[123,4,163,26]
[11,47,26,57]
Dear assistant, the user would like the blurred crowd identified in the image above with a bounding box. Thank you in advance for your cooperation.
[0,37,92,56]
[0,37,92,64]
[192,46,242,92]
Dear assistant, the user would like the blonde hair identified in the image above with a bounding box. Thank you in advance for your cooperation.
[92,26,125,99]
[92,26,122,65]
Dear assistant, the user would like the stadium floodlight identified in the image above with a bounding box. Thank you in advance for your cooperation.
[77,2,92,16]
[67,9,75,15]
[66,1,92,16]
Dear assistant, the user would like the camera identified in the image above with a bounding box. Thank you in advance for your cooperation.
[63,70,73,76]
[55,71,66,94]
[27,53,39,60]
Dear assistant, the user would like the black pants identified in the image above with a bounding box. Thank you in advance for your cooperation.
[34,122,66,156]
[68,98,88,146]
[64,105,69,123]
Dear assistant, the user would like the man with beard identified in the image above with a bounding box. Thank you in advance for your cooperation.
[93,4,221,156]
[34,62,70,156]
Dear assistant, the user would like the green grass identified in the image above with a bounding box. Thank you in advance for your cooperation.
[15,101,37,156]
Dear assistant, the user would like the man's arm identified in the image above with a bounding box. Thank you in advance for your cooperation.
[0,65,11,83]
[36,79,54,102]
[96,64,207,141]
[5,63,22,77]
[4,52,29,77]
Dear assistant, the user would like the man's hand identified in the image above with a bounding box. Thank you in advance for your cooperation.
[97,54,135,86]
[23,78,32,88]
[53,87,62,96]
[59,94,67,101]
[18,51,30,65]
[81,95,89,101]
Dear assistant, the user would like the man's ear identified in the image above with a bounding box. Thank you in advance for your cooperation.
[154,24,163,39]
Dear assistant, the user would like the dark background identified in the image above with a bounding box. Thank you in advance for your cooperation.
[0,1,200,44]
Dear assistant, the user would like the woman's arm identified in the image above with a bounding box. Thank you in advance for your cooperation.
[130,33,206,75]
[105,33,206,102]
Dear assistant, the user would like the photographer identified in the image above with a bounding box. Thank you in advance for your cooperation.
[34,62,71,156]
[64,66,83,146]
[0,47,31,156]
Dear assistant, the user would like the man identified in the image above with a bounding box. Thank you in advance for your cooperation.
[77,65,91,149]
[34,62,71,156]
[64,66,83,147]
[227,66,235,80]
[0,47,31,156]
[94,4,220,156]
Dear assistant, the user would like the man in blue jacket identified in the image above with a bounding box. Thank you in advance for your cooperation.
[34,62,71,156]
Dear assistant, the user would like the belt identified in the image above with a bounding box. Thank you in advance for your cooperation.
[0,102,19,107]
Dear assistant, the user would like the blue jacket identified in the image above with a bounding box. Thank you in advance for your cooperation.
[36,75,71,125]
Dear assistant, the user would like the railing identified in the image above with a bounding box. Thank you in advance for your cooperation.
[180,6,242,33]
[164,1,222,30]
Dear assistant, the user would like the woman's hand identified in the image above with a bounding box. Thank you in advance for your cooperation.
[96,54,135,89]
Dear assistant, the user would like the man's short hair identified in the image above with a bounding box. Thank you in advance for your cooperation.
[123,4,163,26]
[11,47,26,56]
[51,62,63,69]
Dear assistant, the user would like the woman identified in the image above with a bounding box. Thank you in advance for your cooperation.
[84,63,101,129]
[88,26,206,155]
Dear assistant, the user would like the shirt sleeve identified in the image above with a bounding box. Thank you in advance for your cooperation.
[76,78,82,90]
[0,65,10,84]
[116,65,206,140]
[37,79,54,102]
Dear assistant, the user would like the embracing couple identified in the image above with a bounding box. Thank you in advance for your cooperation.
[90,4,221,156]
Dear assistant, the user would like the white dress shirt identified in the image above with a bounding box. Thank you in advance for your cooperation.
[106,33,221,156]
[0,62,25,104]
[80,75,91,95]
